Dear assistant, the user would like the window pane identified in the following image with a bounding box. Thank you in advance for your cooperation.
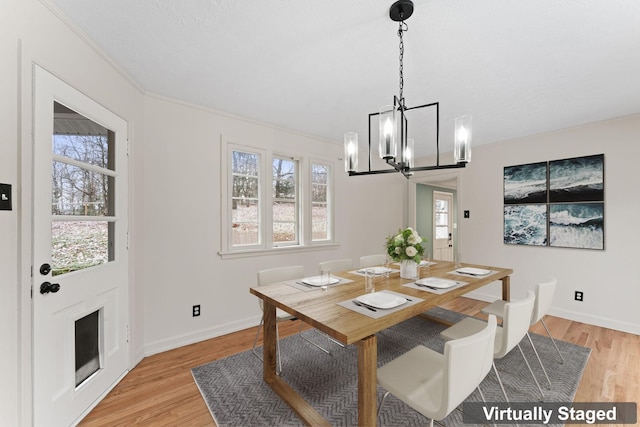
[435,213,448,226]
[52,221,110,276]
[312,183,327,203]
[231,150,260,247]
[232,199,259,223]
[273,201,295,221]
[232,176,259,199]
[273,223,295,243]
[232,151,259,175]
[312,204,328,240]
[436,226,449,239]
[312,164,328,184]
[272,157,297,245]
[232,223,259,246]
[311,163,330,242]
[436,199,448,212]
[52,161,112,216]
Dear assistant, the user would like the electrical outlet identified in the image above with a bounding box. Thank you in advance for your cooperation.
[574,291,583,302]
[192,305,201,316]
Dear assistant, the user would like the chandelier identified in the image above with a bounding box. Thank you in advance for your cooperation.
[344,0,472,178]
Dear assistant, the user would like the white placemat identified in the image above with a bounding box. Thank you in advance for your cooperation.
[337,290,423,318]
[284,276,353,292]
[403,278,468,295]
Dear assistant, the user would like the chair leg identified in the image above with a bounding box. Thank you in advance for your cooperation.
[477,386,497,427]
[377,391,390,417]
[526,332,552,389]
[492,363,520,427]
[517,343,545,400]
[492,362,510,402]
[540,318,565,364]
[251,318,263,361]
[299,323,331,355]
[251,318,283,374]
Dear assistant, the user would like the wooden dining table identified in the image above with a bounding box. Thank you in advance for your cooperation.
[249,260,513,426]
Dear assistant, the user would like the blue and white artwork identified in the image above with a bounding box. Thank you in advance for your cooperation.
[549,203,604,250]
[504,162,548,204]
[504,204,547,246]
[549,154,604,203]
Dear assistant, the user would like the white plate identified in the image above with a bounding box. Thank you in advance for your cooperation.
[357,292,407,309]
[301,275,340,286]
[456,267,491,276]
[415,277,458,289]
[359,266,392,275]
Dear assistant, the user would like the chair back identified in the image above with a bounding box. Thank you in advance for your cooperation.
[359,254,386,268]
[319,258,352,272]
[256,266,304,311]
[496,291,535,358]
[440,315,497,420]
[532,278,557,324]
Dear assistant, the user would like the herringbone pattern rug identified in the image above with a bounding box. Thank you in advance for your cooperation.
[192,308,590,426]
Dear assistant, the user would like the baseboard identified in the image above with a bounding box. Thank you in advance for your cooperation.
[464,291,640,335]
[143,316,261,357]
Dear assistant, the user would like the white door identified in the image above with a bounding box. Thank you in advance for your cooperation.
[433,191,454,261]
[32,66,129,426]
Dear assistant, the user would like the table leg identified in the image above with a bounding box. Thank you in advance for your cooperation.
[263,300,277,382]
[356,334,377,427]
[502,275,510,301]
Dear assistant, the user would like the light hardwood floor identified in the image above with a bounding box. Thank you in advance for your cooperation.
[79,297,640,426]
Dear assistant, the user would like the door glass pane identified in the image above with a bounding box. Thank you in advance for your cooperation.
[52,103,115,276]
[51,221,111,276]
[52,161,112,216]
[75,310,101,387]
[436,226,449,239]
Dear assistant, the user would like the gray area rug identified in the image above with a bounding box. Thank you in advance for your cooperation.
[192,308,590,426]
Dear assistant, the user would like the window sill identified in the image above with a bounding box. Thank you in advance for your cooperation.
[218,242,341,260]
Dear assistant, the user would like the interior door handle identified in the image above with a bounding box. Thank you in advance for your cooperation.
[40,282,61,294]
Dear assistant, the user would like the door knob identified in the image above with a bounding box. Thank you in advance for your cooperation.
[40,263,52,275]
[40,282,61,294]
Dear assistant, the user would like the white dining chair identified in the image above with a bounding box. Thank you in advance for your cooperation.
[319,258,353,272]
[359,254,386,268]
[481,277,563,389]
[377,315,497,427]
[441,291,544,402]
[252,265,331,374]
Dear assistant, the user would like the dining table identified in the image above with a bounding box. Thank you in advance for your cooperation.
[249,260,513,426]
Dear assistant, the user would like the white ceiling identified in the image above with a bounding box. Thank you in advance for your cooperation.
[47,0,640,158]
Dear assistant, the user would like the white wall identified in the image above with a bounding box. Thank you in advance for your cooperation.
[141,95,406,354]
[459,115,640,334]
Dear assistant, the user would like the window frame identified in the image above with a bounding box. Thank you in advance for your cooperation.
[220,140,337,258]
[309,159,333,243]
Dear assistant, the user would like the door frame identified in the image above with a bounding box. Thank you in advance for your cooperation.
[407,170,461,256]
[18,60,134,425]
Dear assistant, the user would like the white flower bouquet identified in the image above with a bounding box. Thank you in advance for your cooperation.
[385,227,425,263]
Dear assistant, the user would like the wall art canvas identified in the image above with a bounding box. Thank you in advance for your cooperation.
[504,204,547,246]
[504,162,548,204]
[549,154,604,203]
[549,203,604,249]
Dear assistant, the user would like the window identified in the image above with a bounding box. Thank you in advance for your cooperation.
[222,142,335,256]
[311,163,330,241]
[272,156,298,246]
[231,149,261,247]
